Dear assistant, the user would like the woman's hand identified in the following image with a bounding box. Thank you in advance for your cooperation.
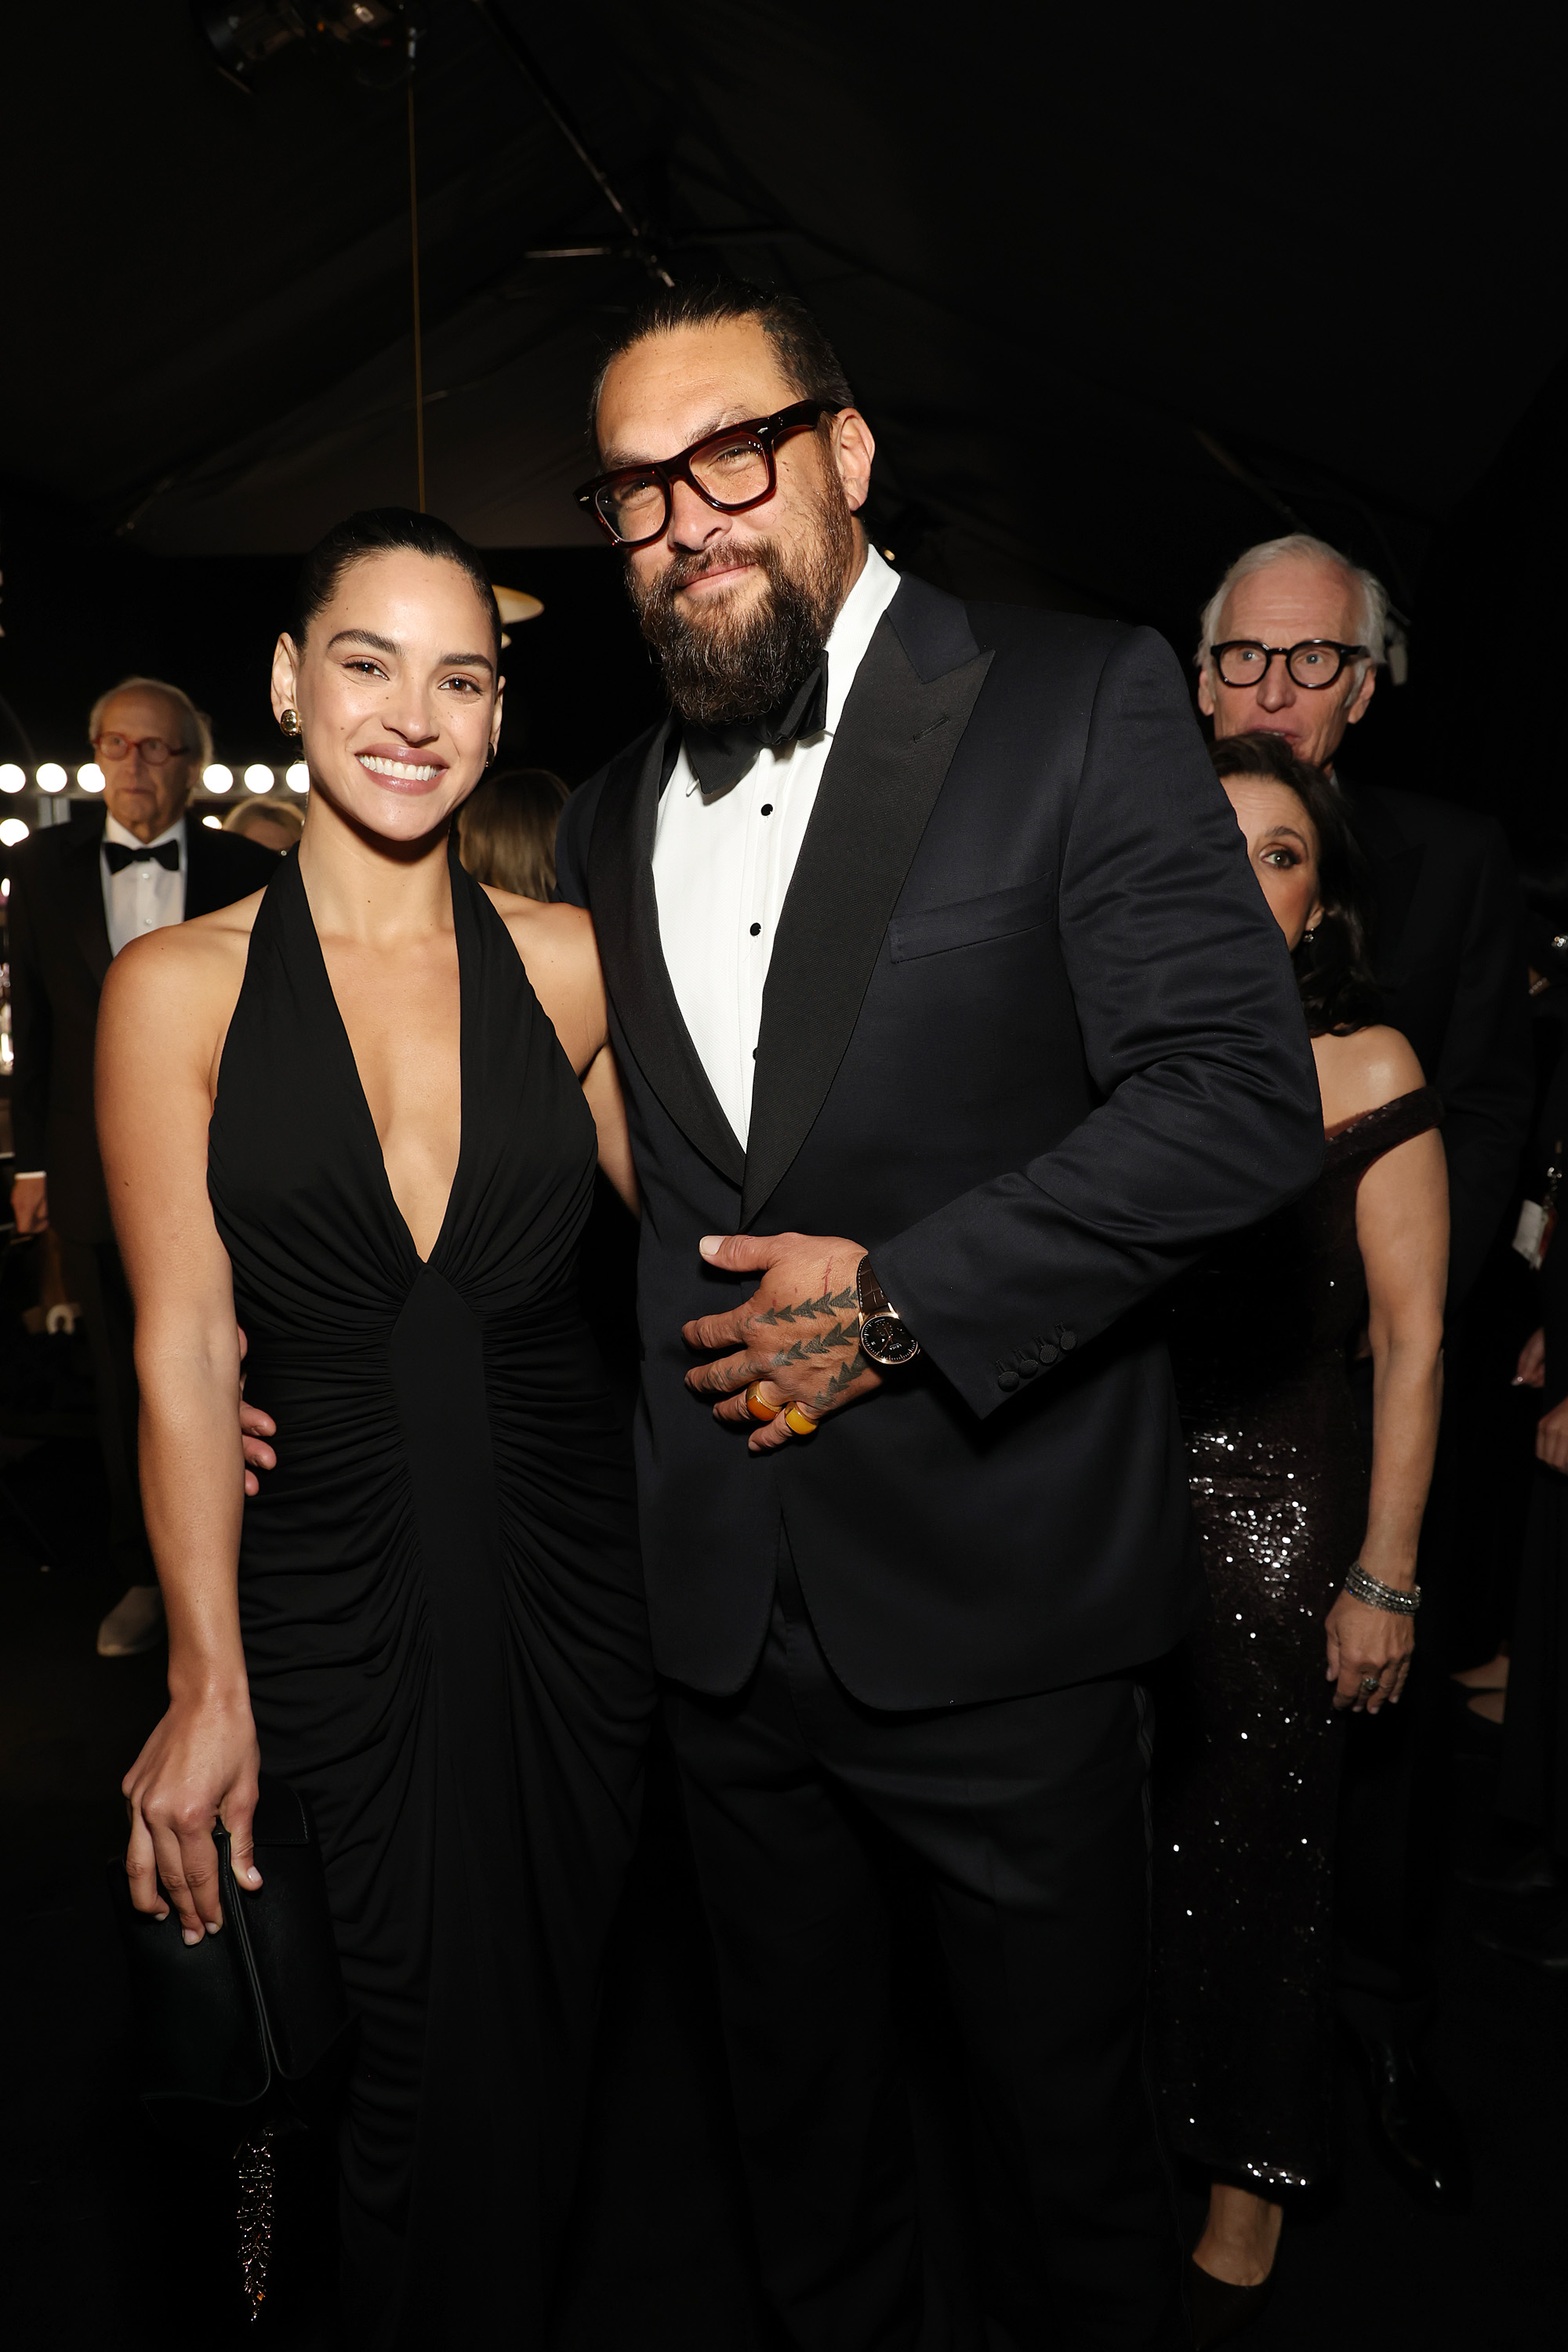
[1325,1592,1414,1714]
[122,1689,261,1942]
[1537,1396,1568,1474]
[1515,1326,1547,1389]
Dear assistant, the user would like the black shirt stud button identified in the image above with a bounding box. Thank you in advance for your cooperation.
[750,922,761,936]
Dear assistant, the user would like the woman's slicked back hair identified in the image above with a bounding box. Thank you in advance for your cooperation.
[291,508,503,663]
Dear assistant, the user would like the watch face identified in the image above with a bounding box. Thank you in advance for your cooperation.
[861,1313,920,1367]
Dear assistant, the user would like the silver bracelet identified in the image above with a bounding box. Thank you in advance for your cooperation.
[1343,1559,1421,1616]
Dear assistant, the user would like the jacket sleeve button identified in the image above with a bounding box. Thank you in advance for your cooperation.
[996,1367,1020,1392]
[1057,1327,1077,1352]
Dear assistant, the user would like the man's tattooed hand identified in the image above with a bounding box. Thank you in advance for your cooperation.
[681,1234,885,1454]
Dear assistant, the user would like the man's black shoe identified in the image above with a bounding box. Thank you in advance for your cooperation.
[1473,1899,1568,1971]
[1352,2031,1472,2212]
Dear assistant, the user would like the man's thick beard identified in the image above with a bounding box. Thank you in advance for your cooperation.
[629,473,857,728]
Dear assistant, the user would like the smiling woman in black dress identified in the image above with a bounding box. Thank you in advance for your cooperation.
[99,510,653,2347]
[1152,734,1447,2343]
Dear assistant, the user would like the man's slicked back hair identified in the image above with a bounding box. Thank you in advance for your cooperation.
[588,280,855,441]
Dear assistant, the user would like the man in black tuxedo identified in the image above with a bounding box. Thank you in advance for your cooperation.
[9,678,278,1655]
[1198,536,1533,2208]
[557,284,1323,2347]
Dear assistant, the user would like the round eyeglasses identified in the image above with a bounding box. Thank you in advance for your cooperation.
[92,731,189,766]
[576,401,833,549]
[1210,640,1370,691]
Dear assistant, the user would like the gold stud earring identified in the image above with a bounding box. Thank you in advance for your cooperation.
[279,709,301,739]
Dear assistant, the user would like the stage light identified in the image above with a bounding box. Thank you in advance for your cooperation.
[203,764,234,793]
[0,818,31,848]
[37,764,67,793]
[78,763,106,793]
[0,764,24,793]
[286,762,310,793]
[244,764,275,793]
[202,814,223,831]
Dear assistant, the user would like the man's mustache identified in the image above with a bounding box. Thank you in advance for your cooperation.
[658,546,765,597]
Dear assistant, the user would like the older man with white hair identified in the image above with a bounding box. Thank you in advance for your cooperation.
[1195,532,1532,2215]
[1199,531,1530,1305]
[8,677,278,1657]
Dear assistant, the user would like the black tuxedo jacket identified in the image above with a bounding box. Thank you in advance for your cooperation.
[1338,772,1531,1307]
[8,809,278,1242]
[557,576,1324,1708]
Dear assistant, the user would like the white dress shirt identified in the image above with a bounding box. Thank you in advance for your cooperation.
[652,546,902,1147]
[102,811,187,958]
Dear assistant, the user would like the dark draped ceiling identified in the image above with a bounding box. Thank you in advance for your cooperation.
[2,2,1566,797]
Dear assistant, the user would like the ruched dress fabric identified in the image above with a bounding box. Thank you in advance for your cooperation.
[1151,1084,1441,2190]
[206,841,653,2347]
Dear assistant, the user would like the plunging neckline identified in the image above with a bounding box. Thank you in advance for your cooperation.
[295,848,466,1269]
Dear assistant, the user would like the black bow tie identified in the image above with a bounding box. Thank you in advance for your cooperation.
[682,659,829,800]
[103,839,180,875]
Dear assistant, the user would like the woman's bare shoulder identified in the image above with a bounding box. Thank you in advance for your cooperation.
[1312,1023,1427,1126]
[483,888,600,976]
[100,892,262,1028]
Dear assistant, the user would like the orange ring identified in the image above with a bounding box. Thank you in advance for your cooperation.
[745,1381,782,1423]
[782,1403,820,1438]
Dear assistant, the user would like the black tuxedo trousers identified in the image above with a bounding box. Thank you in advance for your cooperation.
[560,577,1323,2345]
[668,1537,1185,2350]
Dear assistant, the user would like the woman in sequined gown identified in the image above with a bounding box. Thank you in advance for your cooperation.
[1152,734,1447,2338]
[103,511,655,2347]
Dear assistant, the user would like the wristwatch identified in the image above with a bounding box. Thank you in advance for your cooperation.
[856,1258,920,1368]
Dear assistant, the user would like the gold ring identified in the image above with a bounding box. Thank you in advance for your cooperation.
[782,1403,820,1438]
[744,1381,781,1424]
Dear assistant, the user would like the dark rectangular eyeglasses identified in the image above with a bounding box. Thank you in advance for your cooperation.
[1210,640,1370,689]
[577,401,833,549]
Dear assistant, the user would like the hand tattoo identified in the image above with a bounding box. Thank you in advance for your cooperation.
[756,1286,867,1410]
[756,1285,859,1327]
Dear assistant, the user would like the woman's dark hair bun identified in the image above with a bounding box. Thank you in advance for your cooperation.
[290,508,503,663]
[1209,731,1381,1037]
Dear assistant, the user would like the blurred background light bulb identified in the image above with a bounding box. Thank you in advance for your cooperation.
[0,764,25,793]
[244,764,275,794]
[285,762,309,793]
[202,764,233,793]
[0,817,31,848]
[78,762,106,792]
[37,764,67,793]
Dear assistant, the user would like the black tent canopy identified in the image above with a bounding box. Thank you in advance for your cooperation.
[2,1,1565,793]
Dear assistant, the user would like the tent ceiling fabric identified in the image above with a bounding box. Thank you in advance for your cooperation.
[5,3,1564,622]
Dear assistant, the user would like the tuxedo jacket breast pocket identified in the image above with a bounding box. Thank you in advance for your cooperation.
[887,878,1056,964]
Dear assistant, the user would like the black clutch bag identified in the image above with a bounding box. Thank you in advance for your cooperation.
[106,1773,355,2158]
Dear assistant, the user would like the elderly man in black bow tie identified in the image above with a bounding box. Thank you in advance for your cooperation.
[554,281,1326,2347]
[8,677,278,1655]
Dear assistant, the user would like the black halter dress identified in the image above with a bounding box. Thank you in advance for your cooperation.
[1151,1083,1441,2190]
[207,841,653,2347]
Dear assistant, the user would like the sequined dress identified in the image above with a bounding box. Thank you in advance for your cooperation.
[1150,1083,1441,2189]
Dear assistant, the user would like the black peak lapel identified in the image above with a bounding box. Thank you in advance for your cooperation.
[587,718,747,1189]
[61,816,112,986]
[742,593,993,1228]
